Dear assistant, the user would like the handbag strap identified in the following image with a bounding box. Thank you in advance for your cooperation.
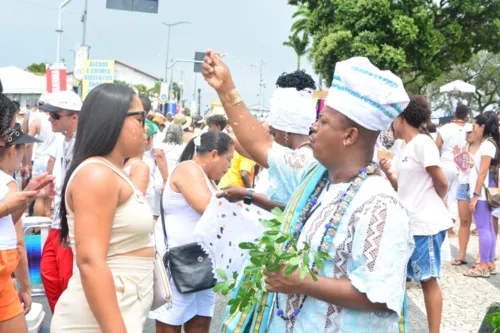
[160,185,169,250]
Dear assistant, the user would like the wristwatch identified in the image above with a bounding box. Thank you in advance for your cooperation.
[243,189,255,205]
[473,192,480,197]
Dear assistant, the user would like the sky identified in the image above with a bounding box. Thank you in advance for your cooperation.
[0,0,316,113]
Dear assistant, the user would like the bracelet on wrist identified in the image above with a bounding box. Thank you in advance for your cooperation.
[221,88,243,106]
[473,192,480,197]
[1,201,9,215]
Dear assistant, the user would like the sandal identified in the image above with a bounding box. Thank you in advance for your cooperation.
[463,267,490,278]
[489,267,497,275]
[472,260,480,269]
[451,259,468,266]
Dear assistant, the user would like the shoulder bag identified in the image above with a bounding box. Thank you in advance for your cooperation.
[160,188,217,294]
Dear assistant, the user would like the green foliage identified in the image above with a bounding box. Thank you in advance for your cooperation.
[289,0,500,90]
[134,84,150,97]
[283,34,310,70]
[486,303,500,332]
[184,107,191,117]
[213,208,330,315]
[26,63,46,74]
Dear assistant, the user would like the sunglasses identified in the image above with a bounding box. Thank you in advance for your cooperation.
[49,112,72,121]
[127,111,146,127]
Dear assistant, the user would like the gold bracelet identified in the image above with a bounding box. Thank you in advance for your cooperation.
[1,201,9,216]
[223,89,243,106]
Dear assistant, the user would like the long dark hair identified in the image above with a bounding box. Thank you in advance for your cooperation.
[59,84,136,242]
[475,111,500,147]
[0,80,16,137]
[178,131,233,163]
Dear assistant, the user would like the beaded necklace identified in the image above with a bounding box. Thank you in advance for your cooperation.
[276,161,379,322]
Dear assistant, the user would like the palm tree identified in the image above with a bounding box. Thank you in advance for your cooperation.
[291,4,310,37]
[283,34,309,70]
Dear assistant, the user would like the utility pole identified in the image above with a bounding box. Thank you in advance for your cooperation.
[197,89,201,115]
[162,21,190,96]
[56,0,73,64]
[81,0,88,45]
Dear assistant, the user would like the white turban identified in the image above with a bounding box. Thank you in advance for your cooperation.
[269,88,316,135]
[325,57,409,131]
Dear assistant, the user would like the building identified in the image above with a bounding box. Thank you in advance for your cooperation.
[0,66,47,108]
[67,60,160,88]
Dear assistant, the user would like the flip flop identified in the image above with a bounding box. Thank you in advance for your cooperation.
[463,267,490,278]
[451,259,468,266]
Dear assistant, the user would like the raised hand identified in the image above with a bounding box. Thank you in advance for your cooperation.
[202,50,234,93]
[25,173,56,193]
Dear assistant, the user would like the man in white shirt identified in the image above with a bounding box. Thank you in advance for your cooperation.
[39,90,82,313]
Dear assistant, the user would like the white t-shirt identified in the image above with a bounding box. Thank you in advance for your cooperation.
[32,114,58,176]
[0,170,17,250]
[468,140,497,200]
[143,149,157,210]
[438,122,466,168]
[397,134,453,236]
[50,136,74,229]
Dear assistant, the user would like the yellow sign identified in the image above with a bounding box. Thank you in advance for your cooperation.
[81,60,115,99]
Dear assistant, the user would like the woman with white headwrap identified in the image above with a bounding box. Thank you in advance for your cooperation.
[218,70,318,210]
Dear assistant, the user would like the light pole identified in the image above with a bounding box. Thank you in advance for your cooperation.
[56,0,73,64]
[163,21,190,84]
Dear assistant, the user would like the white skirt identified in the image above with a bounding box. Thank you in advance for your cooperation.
[148,277,216,326]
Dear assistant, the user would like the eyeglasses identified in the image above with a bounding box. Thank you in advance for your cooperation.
[49,112,72,121]
[127,111,146,127]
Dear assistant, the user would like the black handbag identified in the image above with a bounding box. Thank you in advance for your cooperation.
[160,190,217,294]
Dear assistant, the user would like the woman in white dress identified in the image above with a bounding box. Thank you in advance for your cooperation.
[150,131,234,333]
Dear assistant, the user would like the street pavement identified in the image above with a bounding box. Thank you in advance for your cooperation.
[37,234,499,332]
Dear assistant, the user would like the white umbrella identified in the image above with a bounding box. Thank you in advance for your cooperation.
[439,80,476,94]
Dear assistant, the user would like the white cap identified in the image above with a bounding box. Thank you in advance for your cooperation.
[39,90,82,112]
[325,57,410,131]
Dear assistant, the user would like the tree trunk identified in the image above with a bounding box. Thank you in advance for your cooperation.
[297,55,301,70]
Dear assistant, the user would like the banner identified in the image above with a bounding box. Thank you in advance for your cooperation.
[73,45,90,86]
[82,60,115,99]
[106,0,159,13]
[46,67,67,93]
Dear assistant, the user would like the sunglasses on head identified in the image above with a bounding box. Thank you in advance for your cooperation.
[127,111,146,127]
[49,112,72,121]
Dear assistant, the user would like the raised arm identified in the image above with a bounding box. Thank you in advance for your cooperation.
[202,50,272,168]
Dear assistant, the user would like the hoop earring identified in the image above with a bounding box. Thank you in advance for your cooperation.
[284,132,289,145]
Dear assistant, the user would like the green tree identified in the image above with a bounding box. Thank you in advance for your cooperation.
[26,63,46,74]
[290,0,500,91]
[283,34,310,70]
[430,51,500,114]
[290,4,311,37]
[134,84,149,97]
[184,107,191,117]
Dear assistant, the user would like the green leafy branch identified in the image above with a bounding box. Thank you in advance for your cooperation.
[486,304,500,332]
[213,208,331,315]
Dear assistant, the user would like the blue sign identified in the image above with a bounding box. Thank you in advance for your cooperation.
[167,102,177,115]
[160,93,167,101]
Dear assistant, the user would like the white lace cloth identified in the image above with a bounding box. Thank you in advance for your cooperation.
[193,196,272,282]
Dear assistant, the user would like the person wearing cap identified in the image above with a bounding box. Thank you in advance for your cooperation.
[39,90,82,313]
[0,84,55,333]
[173,113,194,143]
[203,51,413,332]
[23,99,59,217]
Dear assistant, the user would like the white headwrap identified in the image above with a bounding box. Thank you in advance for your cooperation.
[269,88,316,135]
[325,57,410,131]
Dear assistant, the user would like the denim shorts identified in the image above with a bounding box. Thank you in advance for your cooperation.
[456,183,471,201]
[407,230,446,282]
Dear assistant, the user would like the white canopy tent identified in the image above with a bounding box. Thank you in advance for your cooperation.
[0,67,46,94]
[439,80,476,94]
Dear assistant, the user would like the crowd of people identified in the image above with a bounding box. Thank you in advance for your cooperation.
[0,50,498,333]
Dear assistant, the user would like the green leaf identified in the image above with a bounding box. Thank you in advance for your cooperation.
[239,242,257,250]
[221,284,230,296]
[300,266,308,280]
[233,272,239,280]
[266,263,281,272]
[271,207,283,217]
[213,282,225,293]
[280,252,296,260]
[318,251,331,260]
[289,256,301,266]
[275,236,287,244]
[303,253,310,266]
[311,272,318,282]
[316,260,324,270]
[230,302,239,314]
[216,268,228,281]
[285,265,299,276]
[264,230,279,236]
[250,257,262,266]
